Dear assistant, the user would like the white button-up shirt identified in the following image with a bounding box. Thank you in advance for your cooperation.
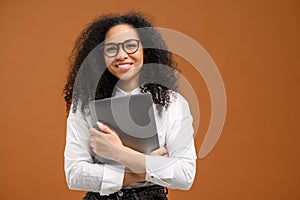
[64,87,197,195]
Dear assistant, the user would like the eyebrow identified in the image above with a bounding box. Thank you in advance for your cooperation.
[104,38,140,44]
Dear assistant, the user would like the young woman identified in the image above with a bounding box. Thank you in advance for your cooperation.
[63,12,197,200]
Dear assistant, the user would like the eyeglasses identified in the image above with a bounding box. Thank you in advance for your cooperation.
[103,39,140,58]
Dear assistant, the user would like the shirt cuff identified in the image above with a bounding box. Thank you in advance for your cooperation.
[100,164,125,195]
[145,155,174,187]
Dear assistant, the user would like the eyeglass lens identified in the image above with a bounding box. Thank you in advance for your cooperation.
[104,39,139,57]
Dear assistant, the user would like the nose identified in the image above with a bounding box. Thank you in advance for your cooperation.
[116,46,128,60]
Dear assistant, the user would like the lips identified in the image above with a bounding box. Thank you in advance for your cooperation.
[115,62,133,71]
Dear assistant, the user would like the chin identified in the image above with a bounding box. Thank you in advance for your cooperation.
[118,71,140,81]
[109,67,142,81]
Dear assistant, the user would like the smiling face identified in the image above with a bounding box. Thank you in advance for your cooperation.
[104,24,144,89]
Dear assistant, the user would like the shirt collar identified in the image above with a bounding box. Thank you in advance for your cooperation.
[114,86,141,97]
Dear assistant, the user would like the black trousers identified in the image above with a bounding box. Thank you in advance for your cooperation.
[83,185,168,200]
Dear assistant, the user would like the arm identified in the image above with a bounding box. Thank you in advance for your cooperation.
[65,105,168,194]
[89,124,169,175]
[64,107,125,195]
[144,94,197,190]
[122,147,168,186]
[89,93,197,190]
[64,116,105,191]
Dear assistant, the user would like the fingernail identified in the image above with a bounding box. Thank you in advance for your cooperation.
[97,121,104,127]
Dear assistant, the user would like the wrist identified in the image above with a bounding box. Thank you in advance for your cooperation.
[115,146,146,174]
[115,146,132,163]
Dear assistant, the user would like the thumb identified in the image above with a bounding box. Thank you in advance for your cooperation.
[97,121,114,134]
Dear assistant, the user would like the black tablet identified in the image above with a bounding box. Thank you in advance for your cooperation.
[88,93,159,164]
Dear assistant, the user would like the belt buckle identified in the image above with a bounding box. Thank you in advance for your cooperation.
[117,190,124,197]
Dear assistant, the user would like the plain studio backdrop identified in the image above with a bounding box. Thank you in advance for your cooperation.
[0,0,299,199]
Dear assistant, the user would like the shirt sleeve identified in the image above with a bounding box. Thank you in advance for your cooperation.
[64,104,125,195]
[145,93,197,190]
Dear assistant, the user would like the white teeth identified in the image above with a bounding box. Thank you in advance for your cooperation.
[117,64,131,68]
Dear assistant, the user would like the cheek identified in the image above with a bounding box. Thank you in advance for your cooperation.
[136,50,144,64]
[104,57,114,67]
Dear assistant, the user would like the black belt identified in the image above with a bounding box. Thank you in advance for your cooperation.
[83,185,168,200]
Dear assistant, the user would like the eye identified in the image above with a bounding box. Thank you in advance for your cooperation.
[124,40,138,50]
[104,45,117,52]
[126,43,137,49]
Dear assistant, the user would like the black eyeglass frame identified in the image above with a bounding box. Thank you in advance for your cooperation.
[102,39,141,58]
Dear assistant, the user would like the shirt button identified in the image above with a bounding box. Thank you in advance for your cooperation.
[118,190,123,197]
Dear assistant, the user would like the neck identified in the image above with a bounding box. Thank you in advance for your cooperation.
[117,79,140,93]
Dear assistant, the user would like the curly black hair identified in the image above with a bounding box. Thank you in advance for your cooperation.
[63,12,179,116]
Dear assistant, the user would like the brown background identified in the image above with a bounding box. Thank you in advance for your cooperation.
[0,0,299,199]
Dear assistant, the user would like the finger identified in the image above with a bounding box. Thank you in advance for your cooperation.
[97,122,118,136]
[89,135,96,143]
[97,122,108,132]
[150,147,165,156]
[163,153,169,157]
[89,139,95,148]
[89,128,105,136]
[156,147,168,155]
[89,128,98,135]
[150,147,161,154]
[149,149,158,155]
[97,122,113,133]
[89,131,96,136]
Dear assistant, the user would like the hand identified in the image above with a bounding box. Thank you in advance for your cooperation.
[89,122,124,160]
[150,147,169,157]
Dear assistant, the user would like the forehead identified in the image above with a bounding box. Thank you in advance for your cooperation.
[104,24,140,43]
